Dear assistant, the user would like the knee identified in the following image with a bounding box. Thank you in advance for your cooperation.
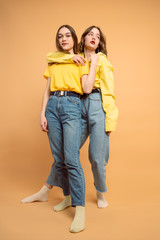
[89,153,108,169]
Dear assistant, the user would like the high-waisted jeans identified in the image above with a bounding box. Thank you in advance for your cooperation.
[46,92,109,193]
[45,95,85,206]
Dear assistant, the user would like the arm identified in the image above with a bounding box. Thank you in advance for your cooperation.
[46,51,85,65]
[100,58,118,132]
[81,54,99,94]
[46,51,86,65]
[40,77,51,132]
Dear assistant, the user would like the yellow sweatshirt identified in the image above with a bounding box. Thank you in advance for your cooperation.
[46,51,118,131]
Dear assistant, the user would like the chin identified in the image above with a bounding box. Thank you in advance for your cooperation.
[62,47,70,52]
[61,47,67,50]
[86,45,97,51]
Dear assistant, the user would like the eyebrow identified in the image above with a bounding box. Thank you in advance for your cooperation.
[58,32,71,36]
[90,31,100,36]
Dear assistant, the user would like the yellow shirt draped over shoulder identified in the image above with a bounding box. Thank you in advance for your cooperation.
[46,51,118,131]
[44,52,89,95]
[96,53,118,131]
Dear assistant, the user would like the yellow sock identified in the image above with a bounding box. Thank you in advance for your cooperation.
[70,206,85,233]
[54,195,71,212]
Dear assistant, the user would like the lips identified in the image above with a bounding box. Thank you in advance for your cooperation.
[62,43,68,46]
[90,41,95,45]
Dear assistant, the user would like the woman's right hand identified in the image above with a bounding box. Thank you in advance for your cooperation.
[72,55,86,65]
[40,113,48,132]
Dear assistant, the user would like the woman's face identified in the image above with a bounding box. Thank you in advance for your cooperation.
[84,28,100,51]
[58,27,74,52]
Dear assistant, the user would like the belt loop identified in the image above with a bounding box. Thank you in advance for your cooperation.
[60,91,64,96]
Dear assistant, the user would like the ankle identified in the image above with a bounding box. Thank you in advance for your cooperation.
[96,191,108,208]
[45,183,53,189]
[76,206,85,212]
[96,191,104,197]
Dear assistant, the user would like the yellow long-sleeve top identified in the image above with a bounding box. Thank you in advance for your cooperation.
[46,52,118,131]
[44,60,89,95]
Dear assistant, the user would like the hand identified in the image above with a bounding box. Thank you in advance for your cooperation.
[90,54,99,65]
[72,55,86,65]
[106,131,112,136]
[40,113,48,132]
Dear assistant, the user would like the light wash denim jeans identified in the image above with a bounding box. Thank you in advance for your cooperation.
[45,95,85,206]
[46,92,109,193]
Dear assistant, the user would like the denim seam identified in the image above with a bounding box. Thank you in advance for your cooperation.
[74,113,85,205]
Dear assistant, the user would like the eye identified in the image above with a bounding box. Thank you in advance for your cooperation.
[66,34,71,38]
[58,35,62,39]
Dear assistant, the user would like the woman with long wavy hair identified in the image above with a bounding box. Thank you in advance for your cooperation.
[21,25,118,210]
[21,25,99,233]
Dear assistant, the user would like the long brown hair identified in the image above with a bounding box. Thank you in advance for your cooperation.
[56,25,78,54]
[79,26,107,56]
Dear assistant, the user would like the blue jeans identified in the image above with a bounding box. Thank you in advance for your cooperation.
[45,95,85,206]
[46,92,109,193]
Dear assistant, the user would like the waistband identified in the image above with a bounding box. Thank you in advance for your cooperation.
[50,91,81,98]
[82,89,100,97]
[91,89,100,94]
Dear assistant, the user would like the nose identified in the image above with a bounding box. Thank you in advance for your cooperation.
[62,36,67,41]
[92,35,95,40]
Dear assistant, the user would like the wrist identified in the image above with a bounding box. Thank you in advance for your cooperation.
[91,61,98,67]
[41,111,45,116]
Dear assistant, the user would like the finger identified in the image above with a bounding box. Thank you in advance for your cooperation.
[73,57,78,65]
[44,126,48,132]
[41,126,46,132]
[45,121,49,131]
[43,122,47,130]
[75,56,85,61]
[75,59,80,65]
[76,57,85,65]
[78,59,85,65]
[42,126,48,132]
[79,56,86,62]
[40,122,45,131]
[43,128,48,132]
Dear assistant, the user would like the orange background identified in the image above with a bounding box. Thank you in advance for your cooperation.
[0,0,160,239]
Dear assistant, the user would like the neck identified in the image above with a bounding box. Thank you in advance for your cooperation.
[64,49,74,54]
[84,48,96,59]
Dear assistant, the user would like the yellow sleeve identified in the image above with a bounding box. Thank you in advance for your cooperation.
[79,60,89,77]
[43,66,51,79]
[100,57,118,131]
[46,51,74,64]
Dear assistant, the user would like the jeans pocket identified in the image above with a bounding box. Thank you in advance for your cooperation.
[89,93,101,101]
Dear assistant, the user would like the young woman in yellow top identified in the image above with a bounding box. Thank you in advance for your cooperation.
[21,26,118,209]
[46,26,118,207]
[21,25,99,233]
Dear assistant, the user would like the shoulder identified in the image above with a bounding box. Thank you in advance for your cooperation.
[46,51,66,59]
[97,52,113,70]
[79,52,85,57]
